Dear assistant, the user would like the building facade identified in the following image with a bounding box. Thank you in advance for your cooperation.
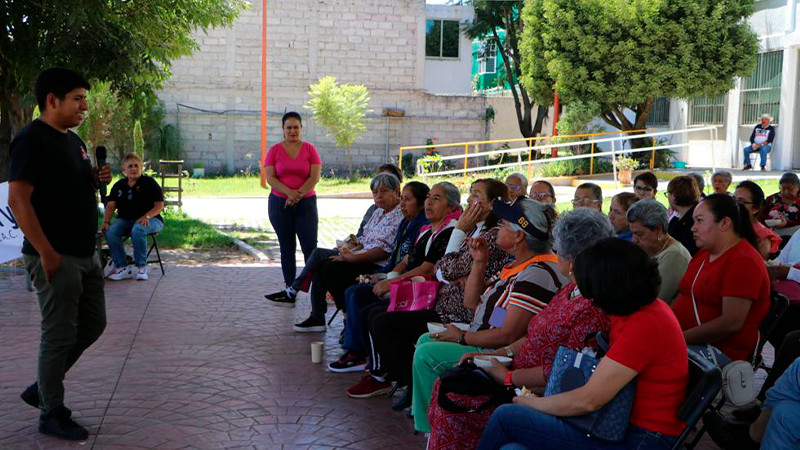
[156,0,490,174]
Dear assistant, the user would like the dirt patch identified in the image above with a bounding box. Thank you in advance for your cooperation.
[160,246,261,266]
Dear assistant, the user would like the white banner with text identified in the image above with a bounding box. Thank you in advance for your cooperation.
[0,182,23,263]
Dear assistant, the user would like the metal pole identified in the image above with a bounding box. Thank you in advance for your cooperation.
[611,140,618,189]
[711,127,717,174]
[590,142,595,175]
[463,143,470,184]
[259,0,268,188]
[650,136,656,169]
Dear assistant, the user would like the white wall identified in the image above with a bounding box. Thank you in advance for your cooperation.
[423,5,475,95]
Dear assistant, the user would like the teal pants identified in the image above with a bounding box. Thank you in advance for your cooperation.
[411,332,482,432]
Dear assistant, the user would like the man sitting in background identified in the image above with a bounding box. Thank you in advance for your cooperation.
[743,114,776,171]
[505,173,528,202]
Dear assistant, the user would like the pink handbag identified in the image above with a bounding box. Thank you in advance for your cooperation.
[388,278,440,312]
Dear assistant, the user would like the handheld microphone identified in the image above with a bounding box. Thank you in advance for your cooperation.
[95,146,108,205]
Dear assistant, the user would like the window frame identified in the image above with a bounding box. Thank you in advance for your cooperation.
[478,40,497,74]
[740,51,783,125]
[688,94,727,126]
[425,19,460,60]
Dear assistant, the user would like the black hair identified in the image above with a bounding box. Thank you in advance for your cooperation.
[701,193,759,249]
[403,181,430,211]
[576,182,602,201]
[633,171,658,190]
[574,238,661,316]
[736,180,766,209]
[282,111,302,126]
[35,68,91,112]
[378,163,403,183]
[473,178,509,229]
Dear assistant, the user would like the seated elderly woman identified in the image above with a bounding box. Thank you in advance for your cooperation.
[505,173,528,201]
[102,153,165,281]
[667,175,701,255]
[627,199,691,304]
[529,180,557,205]
[712,170,733,195]
[572,182,602,211]
[671,194,770,366]
[478,238,689,450]
[735,181,781,259]
[633,171,658,200]
[424,208,614,450]
[290,173,405,332]
[759,172,800,238]
[608,192,639,241]
[409,198,566,433]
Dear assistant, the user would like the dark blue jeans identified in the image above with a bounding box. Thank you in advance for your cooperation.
[268,193,318,286]
[342,284,383,352]
[477,404,678,450]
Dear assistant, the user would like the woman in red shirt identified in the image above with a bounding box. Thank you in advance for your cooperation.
[264,112,322,289]
[671,194,770,365]
[478,238,689,450]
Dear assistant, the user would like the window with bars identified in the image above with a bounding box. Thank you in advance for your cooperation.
[478,40,497,74]
[647,97,670,126]
[741,51,783,125]
[689,94,726,125]
[426,20,460,59]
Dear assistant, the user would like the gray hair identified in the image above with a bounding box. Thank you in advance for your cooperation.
[370,173,401,192]
[508,198,556,253]
[506,173,528,186]
[626,199,668,233]
[432,181,462,207]
[712,170,732,184]
[687,172,705,194]
[553,208,614,261]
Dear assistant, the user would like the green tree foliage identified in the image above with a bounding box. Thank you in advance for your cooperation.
[521,0,758,144]
[305,76,371,178]
[133,120,145,159]
[465,0,551,138]
[0,0,245,181]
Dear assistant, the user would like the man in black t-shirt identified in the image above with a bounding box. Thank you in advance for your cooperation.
[8,68,111,441]
[101,152,164,281]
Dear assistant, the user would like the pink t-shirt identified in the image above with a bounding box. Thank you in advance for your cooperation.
[264,142,322,198]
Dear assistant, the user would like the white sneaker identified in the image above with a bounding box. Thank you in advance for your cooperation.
[102,260,116,278]
[135,266,149,281]
[108,266,133,281]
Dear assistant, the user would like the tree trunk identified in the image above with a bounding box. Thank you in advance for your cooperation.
[598,98,654,150]
[345,143,354,179]
[0,89,15,183]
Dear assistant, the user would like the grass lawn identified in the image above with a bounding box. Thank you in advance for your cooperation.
[100,208,233,250]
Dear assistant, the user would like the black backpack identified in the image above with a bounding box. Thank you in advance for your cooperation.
[437,361,516,413]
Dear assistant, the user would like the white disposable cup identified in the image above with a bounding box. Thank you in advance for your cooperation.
[311,341,324,363]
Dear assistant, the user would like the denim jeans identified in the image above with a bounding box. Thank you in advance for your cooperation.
[268,193,318,286]
[23,253,106,415]
[743,144,772,168]
[342,283,381,352]
[478,404,678,450]
[290,247,338,293]
[761,357,800,450]
[105,217,164,267]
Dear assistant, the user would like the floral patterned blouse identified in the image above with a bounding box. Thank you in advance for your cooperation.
[433,226,510,324]
[513,282,611,378]
[760,193,800,228]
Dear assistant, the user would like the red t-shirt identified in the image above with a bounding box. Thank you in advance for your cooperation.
[753,222,781,254]
[264,141,321,198]
[672,239,770,361]
[606,300,688,436]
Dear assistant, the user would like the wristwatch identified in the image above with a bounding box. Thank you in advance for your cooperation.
[503,346,514,358]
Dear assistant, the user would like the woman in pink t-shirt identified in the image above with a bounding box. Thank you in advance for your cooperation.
[734,180,781,259]
[264,112,322,288]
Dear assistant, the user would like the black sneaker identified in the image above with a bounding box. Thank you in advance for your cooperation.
[732,403,763,424]
[392,386,412,411]
[20,382,40,409]
[703,411,759,450]
[264,290,296,308]
[743,163,753,170]
[328,352,368,373]
[293,317,326,332]
[39,406,88,441]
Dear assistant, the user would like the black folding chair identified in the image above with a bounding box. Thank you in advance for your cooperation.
[674,352,722,450]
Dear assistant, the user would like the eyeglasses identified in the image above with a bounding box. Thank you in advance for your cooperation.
[634,186,654,193]
[125,164,140,169]
[507,185,523,191]
[572,198,601,206]
[735,198,754,205]
[530,192,552,200]
[663,191,672,198]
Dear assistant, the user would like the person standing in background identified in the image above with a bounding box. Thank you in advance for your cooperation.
[264,112,322,291]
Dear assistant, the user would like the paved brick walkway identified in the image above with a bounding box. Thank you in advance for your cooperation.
[0,263,424,449]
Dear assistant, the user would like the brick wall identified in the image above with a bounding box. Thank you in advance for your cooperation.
[156,0,488,173]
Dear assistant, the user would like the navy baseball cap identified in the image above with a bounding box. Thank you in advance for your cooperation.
[492,197,551,241]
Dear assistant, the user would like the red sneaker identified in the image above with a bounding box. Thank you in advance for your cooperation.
[346,374,392,398]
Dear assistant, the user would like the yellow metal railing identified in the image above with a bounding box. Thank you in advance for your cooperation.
[398,129,657,181]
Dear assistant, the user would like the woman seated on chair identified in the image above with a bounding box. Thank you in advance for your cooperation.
[758,172,800,238]
[478,238,689,450]
[671,194,770,367]
[424,207,613,450]
[102,153,164,281]
[734,180,781,260]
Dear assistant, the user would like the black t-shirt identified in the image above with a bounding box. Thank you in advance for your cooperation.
[108,176,164,221]
[668,204,698,256]
[9,119,98,257]
[405,227,454,272]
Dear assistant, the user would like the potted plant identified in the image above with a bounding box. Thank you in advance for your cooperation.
[615,156,639,185]
[192,162,205,178]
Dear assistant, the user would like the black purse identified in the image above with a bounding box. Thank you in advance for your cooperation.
[437,361,516,413]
